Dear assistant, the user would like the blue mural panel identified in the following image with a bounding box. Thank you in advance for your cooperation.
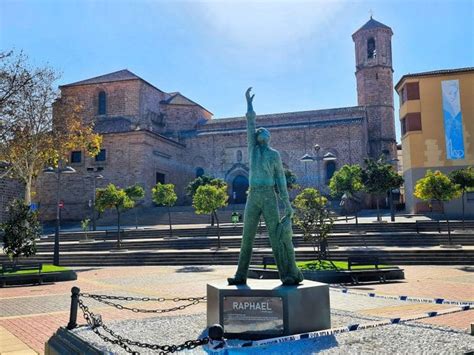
[441,80,465,160]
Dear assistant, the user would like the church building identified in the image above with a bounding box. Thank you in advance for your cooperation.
[36,17,397,220]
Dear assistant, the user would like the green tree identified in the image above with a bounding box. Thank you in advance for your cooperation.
[415,170,461,245]
[80,218,90,241]
[186,175,226,226]
[293,188,335,266]
[1,199,40,264]
[284,168,299,191]
[186,175,226,196]
[361,158,404,222]
[193,184,229,249]
[95,184,142,248]
[329,164,363,226]
[125,183,145,229]
[152,183,178,238]
[449,166,474,226]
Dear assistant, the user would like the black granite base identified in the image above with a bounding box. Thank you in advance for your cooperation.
[207,279,331,340]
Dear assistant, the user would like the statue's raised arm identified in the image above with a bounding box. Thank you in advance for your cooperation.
[245,87,257,153]
[245,87,255,114]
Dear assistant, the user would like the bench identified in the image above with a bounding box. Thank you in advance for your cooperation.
[345,256,391,284]
[262,256,276,270]
[1,262,43,287]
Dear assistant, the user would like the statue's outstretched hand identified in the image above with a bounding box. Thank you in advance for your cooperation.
[246,87,255,104]
[245,87,255,113]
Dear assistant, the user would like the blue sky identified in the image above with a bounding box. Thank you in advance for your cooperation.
[1,0,473,141]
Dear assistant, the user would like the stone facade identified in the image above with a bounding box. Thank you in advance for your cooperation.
[36,18,397,221]
[0,177,24,223]
[353,17,397,159]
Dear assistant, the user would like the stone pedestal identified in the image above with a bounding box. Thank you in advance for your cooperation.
[207,279,330,340]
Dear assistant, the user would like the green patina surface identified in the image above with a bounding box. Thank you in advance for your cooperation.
[1,264,69,275]
[228,88,303,286]
[262,260,391,271]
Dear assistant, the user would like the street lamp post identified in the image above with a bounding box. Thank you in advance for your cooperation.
[300,144,337,193]
[43,163,76,266]
[388,158,400,222]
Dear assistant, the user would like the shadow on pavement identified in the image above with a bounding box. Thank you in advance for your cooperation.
[175,266,215,273]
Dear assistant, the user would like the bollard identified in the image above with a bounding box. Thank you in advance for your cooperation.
[470,323,474,336]
[66,286,80,330]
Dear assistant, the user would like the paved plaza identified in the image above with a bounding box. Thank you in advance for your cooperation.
[0,265,473,354]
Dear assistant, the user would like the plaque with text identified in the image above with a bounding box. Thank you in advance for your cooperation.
[223,296,284,335]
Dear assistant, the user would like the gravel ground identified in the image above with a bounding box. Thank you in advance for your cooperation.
[73,310,474,354]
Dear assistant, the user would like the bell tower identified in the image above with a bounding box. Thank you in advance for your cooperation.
[353,17,396,159]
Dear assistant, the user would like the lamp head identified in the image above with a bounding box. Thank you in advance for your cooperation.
[43,167,55,174]
[300,153,314,162]
[62,166,76,174]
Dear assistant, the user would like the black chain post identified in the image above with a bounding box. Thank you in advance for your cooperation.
[67,286,80,330]
[208,324,224,341]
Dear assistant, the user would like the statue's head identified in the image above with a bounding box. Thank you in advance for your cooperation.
[256,127,270,145]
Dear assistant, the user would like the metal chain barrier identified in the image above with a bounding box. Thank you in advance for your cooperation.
[73,290,211,354]
[80,293,207,314]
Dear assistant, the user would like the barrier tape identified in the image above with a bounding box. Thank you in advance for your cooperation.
[207,304,471,351]
[330,287,474,306]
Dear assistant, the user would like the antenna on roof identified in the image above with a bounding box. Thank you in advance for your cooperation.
[369,9,373,19]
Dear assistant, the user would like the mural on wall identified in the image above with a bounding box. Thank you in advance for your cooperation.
[441,80,465,160]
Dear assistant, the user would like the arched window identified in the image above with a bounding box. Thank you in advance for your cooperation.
[236,150,242,162]
[196,167,204,177]
[98,91,107,115]
[326,161,336,183]
[367,38,376,59]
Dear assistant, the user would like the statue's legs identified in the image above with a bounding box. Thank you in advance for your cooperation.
[261,191,303,285]
[228,192,262,284]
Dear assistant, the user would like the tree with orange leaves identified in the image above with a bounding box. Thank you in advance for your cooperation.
[0,50,101,204]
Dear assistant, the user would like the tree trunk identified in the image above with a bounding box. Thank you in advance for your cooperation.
[135,208,138,229]
[462,191,465,230]
[444,208,452,245]
[214,211,221,249]
[376,198,381,222]
[167,206,173,238]
[117,207,121,249]
[24,177,32,205]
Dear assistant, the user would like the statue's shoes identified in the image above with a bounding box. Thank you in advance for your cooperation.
[281,276,303,286]
[227,276,247,285]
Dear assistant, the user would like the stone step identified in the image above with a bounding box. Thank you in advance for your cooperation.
[4,249,473,266]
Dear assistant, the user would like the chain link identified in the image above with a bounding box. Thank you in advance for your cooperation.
[80,293,206,314]
[78,296,210,354]
[90,297,202,313]
[80,293,207,303]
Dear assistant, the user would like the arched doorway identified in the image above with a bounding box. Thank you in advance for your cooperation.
[232,175,249,204]
[326,161,336,184]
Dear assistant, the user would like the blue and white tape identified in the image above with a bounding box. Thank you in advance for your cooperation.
[331,287,474,306]
[207,304,470,351]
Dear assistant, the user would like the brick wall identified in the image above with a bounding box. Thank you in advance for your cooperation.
[0,178,24,223]
[36,130,187,221]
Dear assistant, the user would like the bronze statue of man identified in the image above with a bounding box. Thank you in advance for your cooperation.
[228,88,304,286]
